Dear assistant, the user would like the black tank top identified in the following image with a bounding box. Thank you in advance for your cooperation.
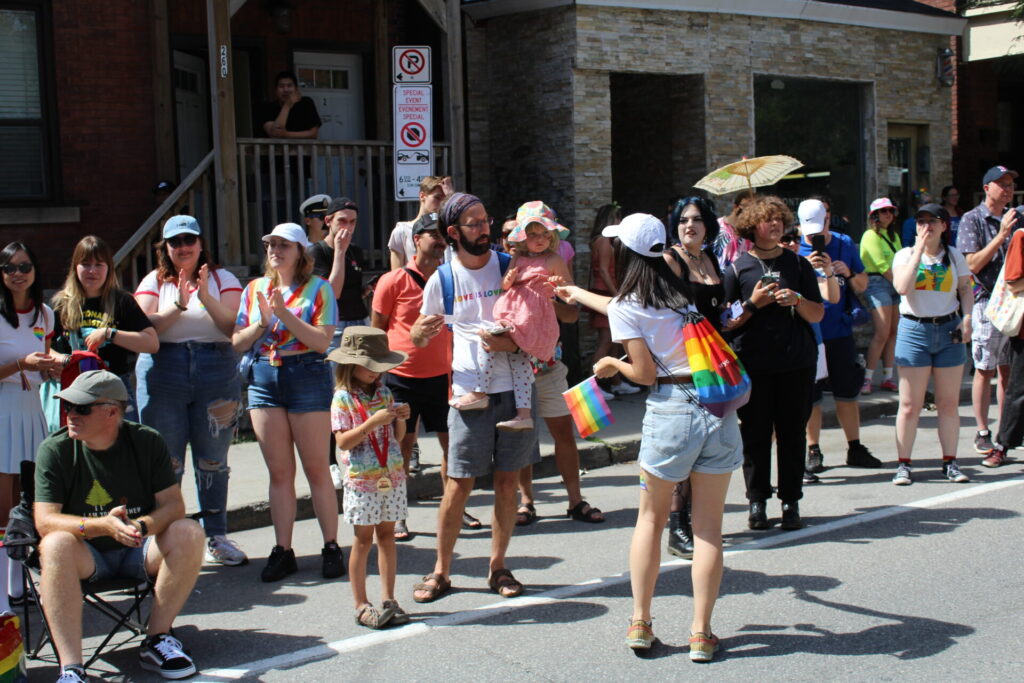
[669,248,725,330]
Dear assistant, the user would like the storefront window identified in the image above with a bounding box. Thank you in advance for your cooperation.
[755,76,867,238]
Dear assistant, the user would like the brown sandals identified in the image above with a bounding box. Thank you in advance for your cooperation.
[412,573,452,603]
[488,568,524,598]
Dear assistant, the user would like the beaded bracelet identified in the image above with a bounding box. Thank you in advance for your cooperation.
[78,518,87,538]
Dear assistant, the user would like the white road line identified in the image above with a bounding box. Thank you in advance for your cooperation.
[195,475,1024,681]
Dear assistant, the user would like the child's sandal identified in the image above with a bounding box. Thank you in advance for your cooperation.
[355,603,395,629]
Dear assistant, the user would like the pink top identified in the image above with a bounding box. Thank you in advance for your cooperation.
[492,253,559,361]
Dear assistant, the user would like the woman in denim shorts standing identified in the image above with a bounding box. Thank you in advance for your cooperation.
[135,216,247,567]
[233,223,342,582]
[860,197,903,394]
[890,204,973,486]
[558,213,742,662]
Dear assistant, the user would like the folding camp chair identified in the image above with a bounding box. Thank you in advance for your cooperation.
[5,461,155,669]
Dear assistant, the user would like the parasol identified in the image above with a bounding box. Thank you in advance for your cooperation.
[694,155,803,196]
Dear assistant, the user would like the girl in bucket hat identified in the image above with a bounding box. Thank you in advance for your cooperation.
[450,201,573,432]
[328,326,412,629]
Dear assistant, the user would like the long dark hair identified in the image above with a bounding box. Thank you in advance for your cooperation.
[615,241,691,311]
[155,234,218,282]
[669,196,720,249]
[0,241,44,328]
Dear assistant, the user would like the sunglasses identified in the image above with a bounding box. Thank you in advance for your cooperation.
[167,234,199,248]
[1,262,33,275]
[64,401,118,416]
[780,234,799,244]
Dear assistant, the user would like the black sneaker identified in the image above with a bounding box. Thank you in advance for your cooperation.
[802,469,820,484]
[974,430,995,454]
[260,545,297,582]
[139,633,196,679]
[846,443,882,469]
[748,501,770,530]
[322,541,345,578]
[57,665,88,683]
[806,445,825,473]
[780,502,803,530]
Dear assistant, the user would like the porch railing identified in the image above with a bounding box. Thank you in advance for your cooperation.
[113,151,216,287]
[237,139,451,271]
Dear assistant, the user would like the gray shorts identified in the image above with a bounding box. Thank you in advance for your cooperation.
[446,390,540,479]
[972,299,1010,371]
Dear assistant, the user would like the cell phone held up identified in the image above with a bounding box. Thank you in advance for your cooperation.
[810,234,827,254]
[759,273,780,288]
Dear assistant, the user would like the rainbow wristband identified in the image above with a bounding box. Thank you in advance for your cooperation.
[78,518,87,538]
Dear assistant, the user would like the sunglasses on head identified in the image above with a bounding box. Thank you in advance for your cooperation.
[64,401,118,416]
[1,262,33,275]
[167,234,199,248]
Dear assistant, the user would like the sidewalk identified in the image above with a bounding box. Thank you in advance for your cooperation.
[184,379,975,534]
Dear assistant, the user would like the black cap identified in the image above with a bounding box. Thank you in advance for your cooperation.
[915,203,950,222]
[412,212,440,236]
[326,197,358,215]
[982,165,1018,186]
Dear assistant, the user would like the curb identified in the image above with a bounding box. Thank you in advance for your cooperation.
[224,385,982,534]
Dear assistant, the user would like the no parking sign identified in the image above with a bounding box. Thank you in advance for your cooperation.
[393,46,432,200]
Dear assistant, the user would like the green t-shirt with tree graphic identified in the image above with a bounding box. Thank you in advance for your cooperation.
[35,423,177,552]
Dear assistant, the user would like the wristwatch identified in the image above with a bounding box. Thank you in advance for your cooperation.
[135,519,149,538]
[743,298,758,315]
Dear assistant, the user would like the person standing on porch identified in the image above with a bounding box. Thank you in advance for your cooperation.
[259,70,321,140]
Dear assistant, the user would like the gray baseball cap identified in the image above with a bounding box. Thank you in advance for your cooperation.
[54,370,128,405]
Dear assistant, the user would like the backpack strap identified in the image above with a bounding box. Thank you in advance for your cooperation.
[403,267,427,290]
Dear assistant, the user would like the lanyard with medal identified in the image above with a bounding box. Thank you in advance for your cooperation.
[352,394,392,492]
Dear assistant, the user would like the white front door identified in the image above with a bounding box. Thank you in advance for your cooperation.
[173,50,210,180]
[294,51,364,141]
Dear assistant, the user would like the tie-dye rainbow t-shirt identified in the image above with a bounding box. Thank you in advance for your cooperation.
[893,247,970,318]
[236,276,337,365]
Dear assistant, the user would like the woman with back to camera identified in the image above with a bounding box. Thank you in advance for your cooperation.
[51,236,158,420]
[135,215,248,567]
[890,204,973,486]
[0,241,57,617]
[557,213,741,662]
[723,196,824,532]
[233,223,342,583]
[860,198,902,395]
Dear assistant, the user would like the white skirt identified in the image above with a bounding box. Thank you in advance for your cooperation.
[0,382,48,475]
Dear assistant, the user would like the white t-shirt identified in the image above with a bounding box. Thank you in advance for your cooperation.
[607,297,691,377]
[892,246,969,318]
[0,304,54,387]
[421,252,514,395]
[388,221,415,264]
[135,268,242,343]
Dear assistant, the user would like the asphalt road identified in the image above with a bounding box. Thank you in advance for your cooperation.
[28,405,1024,682]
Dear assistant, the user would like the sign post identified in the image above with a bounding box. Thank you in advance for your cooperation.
[393,46,432,201]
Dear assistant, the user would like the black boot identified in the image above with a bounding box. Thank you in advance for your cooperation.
[667,510,694,559]
[748,501,770,530]
[780,501,803,530]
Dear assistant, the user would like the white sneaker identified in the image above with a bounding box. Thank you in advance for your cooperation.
[205,535,248,566]
[612,383,641,396]
[330,463,344,489]
[599,388,616,402]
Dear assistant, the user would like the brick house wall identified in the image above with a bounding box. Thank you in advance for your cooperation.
[0,1,158,288]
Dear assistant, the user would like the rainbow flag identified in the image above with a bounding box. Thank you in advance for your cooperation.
[562,376,614,438]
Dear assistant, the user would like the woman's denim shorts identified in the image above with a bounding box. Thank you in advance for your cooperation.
[894,316,966,368]
[637,383,743,483]
[247,352,332,412]
[864,274,900,310]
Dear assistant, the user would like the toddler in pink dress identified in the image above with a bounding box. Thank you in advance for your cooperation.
[451,201,573,431]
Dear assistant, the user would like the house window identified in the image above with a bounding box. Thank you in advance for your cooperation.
[0,4,54,201]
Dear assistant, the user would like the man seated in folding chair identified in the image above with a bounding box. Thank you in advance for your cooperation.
[33,370,205,682]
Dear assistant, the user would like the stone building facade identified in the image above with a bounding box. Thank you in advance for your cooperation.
[462,0,964,369]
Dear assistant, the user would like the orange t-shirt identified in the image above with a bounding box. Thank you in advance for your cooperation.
[1003,229,1024,339]
[371,263,452,377]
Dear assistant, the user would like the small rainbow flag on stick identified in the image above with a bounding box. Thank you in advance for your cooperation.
[562,376,614,438]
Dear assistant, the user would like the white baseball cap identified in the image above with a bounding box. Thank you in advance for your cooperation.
[797,199,827,236]
[262,223,311,248]
[602,213,666,258]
